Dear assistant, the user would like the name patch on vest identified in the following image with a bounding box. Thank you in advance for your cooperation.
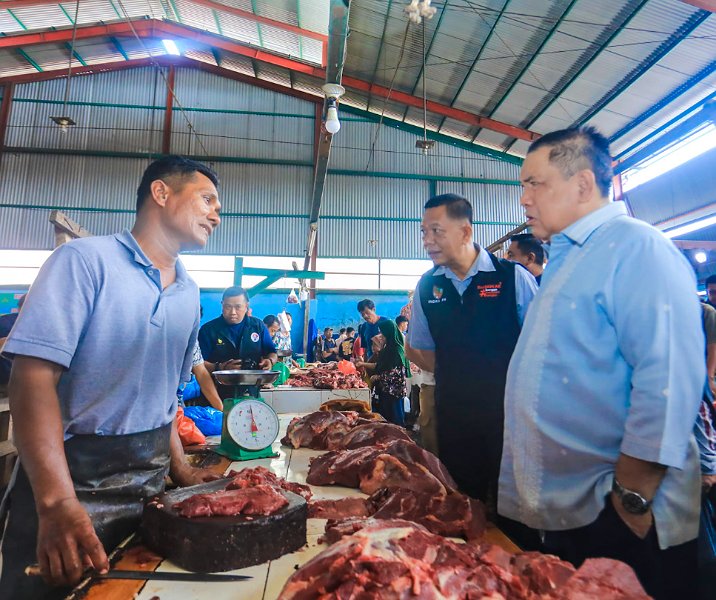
[251,332,260,342]
[427,285,447,304]
[477,282,502,298]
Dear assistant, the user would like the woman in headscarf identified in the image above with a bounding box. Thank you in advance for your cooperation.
[356,319,409,426]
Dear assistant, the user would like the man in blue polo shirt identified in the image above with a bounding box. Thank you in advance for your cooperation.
[0,156,221,599]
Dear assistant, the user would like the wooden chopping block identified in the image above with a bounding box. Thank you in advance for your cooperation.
[140,479,307,573]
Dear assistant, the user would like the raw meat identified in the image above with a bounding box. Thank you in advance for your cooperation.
[281,411,360,449]
[334,422,413,449]
[287,363,368,390]
[226,466,312,501]
[308,486,486,541]
[173,484,288,518]
[278,521,652,600]
[306,439,457,494]
[319,398,371,413]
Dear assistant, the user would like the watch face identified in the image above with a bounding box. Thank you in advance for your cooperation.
[622,492,649,515]
[226,399,280,450]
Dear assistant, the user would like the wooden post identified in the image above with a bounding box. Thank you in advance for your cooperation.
[49,210,91,247]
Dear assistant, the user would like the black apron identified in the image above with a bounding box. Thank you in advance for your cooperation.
[419,252,520,505]
[0,423,171,600]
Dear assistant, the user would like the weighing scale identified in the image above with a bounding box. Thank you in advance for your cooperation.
[212,370,281,461]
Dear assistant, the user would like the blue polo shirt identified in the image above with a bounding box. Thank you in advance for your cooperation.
[3,230,199,438]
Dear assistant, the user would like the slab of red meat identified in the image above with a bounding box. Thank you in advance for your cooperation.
[368,487,486,540]
[173,484,288,518]
[548,557,651,599]
[510,551,576,594]
[225,466,312,501]
[287,366,367,390]
[306,439,457,493]
[359,455,447,496]
[307,497,370,520]
[277,521,526,600]
[280,521,653,600]
[326,422,413,450]
[281,411,360,449]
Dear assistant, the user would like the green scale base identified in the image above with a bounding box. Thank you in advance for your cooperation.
[215,395,280,462]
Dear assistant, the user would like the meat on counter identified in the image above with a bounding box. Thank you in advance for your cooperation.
[173,484,288,518]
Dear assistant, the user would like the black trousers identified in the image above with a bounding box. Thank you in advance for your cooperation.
[542,497,697,600]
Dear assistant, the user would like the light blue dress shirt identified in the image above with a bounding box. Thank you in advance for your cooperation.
[408,245,538,351]
[498,202,704,550]
[4,230,199,438]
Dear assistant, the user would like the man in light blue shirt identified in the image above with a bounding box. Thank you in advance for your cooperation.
[498,127,703,600]
[1,156,222,598]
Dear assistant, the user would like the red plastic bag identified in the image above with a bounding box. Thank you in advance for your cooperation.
[176,405,206,446]
[337,359,358,375]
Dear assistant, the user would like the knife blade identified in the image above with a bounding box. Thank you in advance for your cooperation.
[25,565,252,582]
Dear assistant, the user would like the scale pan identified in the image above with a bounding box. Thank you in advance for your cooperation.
[213,369,280,387]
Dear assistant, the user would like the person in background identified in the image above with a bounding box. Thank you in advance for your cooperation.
[703,303,716,399]
[263,314,281,342]
[357,320,409,426]
[406,193,537,508]
[181,341,223,411]
[198,286,277,374]
[499,126,703,600]
[0,294,25,387]
[706,274,716,310]
[0,155,221,597]
[338,327,356,361]
[316,327,338,363]
[506,233,545,284]
[357,299,387,359]
[336,328,347,347]
[395,315,409,335]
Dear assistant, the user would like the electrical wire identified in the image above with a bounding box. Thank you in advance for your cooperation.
[114,0,211,157]
[60,0,81,112]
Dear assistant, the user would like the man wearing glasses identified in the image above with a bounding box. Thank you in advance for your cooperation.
[198,286,277,381]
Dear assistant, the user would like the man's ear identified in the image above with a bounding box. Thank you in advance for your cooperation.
[150,180,169,207]
[462,222,474,244]
[527,251,537,265]
[576,169,596,203]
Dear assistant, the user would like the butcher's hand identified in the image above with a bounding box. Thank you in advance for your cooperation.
[258,358,273,370]
[218,359,243,371]
[703,474,716,491]
[172,464,221,487]
[36,497,108,587]
[609,492,653,539]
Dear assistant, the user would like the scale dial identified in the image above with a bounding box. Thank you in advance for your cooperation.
[226,399,280,451]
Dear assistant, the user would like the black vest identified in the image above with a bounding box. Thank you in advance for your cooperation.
[418,251,521,500]
[199,315,264,367]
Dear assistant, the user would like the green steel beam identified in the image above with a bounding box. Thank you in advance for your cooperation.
[59,4,74,23]
[0,203,519,226]
[211,48,222,67]
[107,0,123,19]
[367,0,393,107]
[17,49,42,72]
[573,8,711,130]
[168,0,182,23]
[471,0,579,141]
[340,104,522,165]
[243,267,325,279]
[503,0,650,152]
[6,9,28,30]
[328,168,519,185]
[212,9,223,35]
[110,37,130,61]
[435,0,511,133]
[251,0,265,48]
[233,256,243,285]
[65,43,87,67]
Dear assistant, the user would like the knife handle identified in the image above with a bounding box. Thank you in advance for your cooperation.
[24,565,42,577]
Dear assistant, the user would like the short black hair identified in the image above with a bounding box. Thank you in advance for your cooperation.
[527,127,613,198]
[339,328,346,334]
[324,326,333,333]
[395,315,409,326]
[136,155,219,213]
[222,286,248,302]
[510,233,545,264]
[357,299,375,312]
[346,327,355,334]
[424,193,473,222]
[263,314,279,327]
[706,275,716,287]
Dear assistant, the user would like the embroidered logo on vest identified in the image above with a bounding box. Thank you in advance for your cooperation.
[250,332,260,343]
[477,281,502,298]
[217,338,224,345]
[427,285,446,304]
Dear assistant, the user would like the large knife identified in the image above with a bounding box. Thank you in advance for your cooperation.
[25,565,252,582]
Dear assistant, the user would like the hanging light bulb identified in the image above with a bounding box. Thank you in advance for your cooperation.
[325,101,341,134]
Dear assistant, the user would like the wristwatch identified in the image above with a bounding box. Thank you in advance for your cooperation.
[612,478,652,515]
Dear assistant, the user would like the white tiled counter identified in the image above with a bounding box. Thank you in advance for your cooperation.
[261,387,370,413]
